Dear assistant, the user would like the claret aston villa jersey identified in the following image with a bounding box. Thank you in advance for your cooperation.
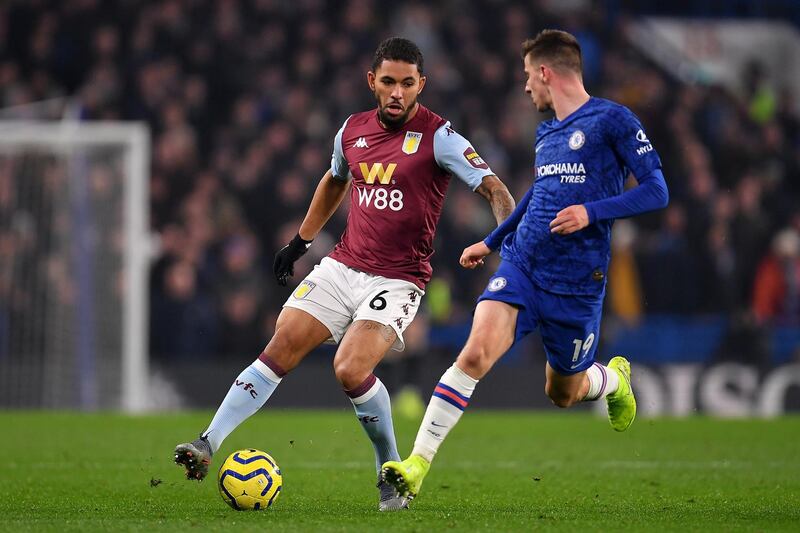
[328,105,494,288]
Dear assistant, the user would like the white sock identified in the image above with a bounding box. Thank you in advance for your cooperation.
[583,362,619,401]
[411,364,478,463]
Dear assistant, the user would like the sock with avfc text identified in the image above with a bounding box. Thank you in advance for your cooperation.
[347,374,402,472]
[201,356,285,453]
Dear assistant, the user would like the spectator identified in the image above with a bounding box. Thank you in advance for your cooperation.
[752,228,800,325]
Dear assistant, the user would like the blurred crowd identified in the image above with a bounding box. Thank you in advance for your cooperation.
[1,0,799,362]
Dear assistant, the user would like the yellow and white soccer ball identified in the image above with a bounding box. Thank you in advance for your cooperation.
[217,449,282,510]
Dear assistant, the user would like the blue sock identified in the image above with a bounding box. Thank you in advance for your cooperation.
[202,359,283,453]
[346,375,401,473]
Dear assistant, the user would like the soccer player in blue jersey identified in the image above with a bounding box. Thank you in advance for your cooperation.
[382,29,669,501]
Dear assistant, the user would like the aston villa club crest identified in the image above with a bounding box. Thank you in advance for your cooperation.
[293,280,316,299]
[402,131,423,154]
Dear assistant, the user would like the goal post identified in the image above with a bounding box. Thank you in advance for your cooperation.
[0,121,150,412]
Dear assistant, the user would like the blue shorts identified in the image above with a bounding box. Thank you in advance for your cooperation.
[478,260,604,376]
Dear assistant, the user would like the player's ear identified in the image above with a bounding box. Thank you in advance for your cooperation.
[417,75,426,94]
[367,71,376,91]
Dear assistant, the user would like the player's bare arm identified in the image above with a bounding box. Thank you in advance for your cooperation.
[474,175,515,225]
[274,170,350,285]
[298,169,351,240]
[458,177,513,269]
[549,204,589,235]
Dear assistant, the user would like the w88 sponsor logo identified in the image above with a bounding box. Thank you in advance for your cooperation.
[357,187,404,211]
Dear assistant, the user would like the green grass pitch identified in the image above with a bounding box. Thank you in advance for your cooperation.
[2,410,799,532]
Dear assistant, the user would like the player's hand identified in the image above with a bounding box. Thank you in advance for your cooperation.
[549,205,590,235]
[273,234,312,286]
[459,241,491,269]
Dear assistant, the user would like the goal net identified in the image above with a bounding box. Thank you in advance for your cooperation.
[0,122,150,412]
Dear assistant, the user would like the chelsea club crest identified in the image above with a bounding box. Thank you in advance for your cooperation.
[488,277,507,292]
[569,130,585,150]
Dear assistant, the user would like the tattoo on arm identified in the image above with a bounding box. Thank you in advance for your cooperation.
[476,177,516,224]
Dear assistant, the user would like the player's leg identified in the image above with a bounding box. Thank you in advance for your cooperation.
[176,259,352,480]
[539,291,635,430]
[544,361,593,407]
[334,279,424,510]
[334,319,400,470]
[333,319,408,510]
[544,358,634,430]
[382,299,519,500]
[202,307,331,451]
[174,307,331,480]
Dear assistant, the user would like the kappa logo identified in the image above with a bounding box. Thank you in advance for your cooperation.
[569,130,585,150]
[353,137,369,148]
[402,131,423,154]
[488,277,507,292]
[293,281,316,299]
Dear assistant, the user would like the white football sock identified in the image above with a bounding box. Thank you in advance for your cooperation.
[583,362,619,401]
[411,364,478,463]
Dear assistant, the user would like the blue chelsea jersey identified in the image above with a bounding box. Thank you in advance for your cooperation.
[502,97,662,296]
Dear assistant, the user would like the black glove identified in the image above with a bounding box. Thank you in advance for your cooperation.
[273,234,313,286]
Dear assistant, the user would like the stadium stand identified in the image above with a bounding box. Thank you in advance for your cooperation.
[0,0,798,367]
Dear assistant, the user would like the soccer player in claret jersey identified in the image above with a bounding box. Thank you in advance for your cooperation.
[382,29,669,501]
[174,37,515,511]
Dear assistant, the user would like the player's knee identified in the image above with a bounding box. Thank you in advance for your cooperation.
[261,332,302,373]
[456,346,491,379]
[332,358,367,390]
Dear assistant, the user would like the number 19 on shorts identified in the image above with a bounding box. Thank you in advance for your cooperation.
[571,333,595,364]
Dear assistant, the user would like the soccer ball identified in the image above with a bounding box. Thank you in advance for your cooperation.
[217,449,282,510]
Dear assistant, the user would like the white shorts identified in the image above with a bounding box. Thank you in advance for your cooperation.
[283,257,424,351]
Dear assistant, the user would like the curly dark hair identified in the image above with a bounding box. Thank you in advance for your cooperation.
[371,37,424,74]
